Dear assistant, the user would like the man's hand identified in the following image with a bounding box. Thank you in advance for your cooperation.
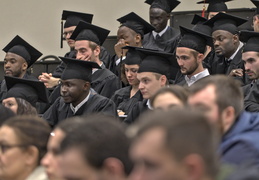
[114,39,128,57]
[38,73,60,88]
[229,68,243,77]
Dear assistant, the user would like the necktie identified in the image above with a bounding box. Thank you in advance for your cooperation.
[156,34,161,40]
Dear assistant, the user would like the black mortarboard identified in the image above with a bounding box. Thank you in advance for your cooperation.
[117,12,155,38]
[240,30,259,52]
[122,46,143,65]
[61,10,93,48]
[62,10,93,28]
[3,35,42,68]
[177,26,213,54]
[70,21,110,46]
[197,0,232,12]
[251,0,259,15]
[59,56,101,82]
[145,0,181,13]
[191,14,212,36]
[204,12,247,34]
[5,76,49,107]
[137,48,179,77]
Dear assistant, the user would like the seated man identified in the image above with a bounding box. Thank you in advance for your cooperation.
[175,26,213,86]
[1,35,42,101]
[129,109,219,180]
[43,57,117,127]
[59,114,132,180]
[124,48,179,124]
[188,75,259,166]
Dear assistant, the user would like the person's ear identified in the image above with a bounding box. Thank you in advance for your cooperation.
[102,158,125,179]
[94,46,101,57]
[160,75,167,86]
[135,34,142,45]
[22,62,28,71]
[182,154,205,180]
[83,81,91,91]
[221,106,235,133]
[25,146,39,166]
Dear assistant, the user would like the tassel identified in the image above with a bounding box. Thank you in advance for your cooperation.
[60,20,63,48]
[202,0,206,17]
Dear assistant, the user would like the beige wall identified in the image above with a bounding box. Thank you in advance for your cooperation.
[0,0,255,59]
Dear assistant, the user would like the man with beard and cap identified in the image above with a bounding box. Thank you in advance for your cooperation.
[197,0,232,19]
[111,46,143,116]
[43,57,117,128]
[109,12,154,81]
[238,30,259,112]
[174,26,213,86]
[205,12,248,85]
[0,35,42,101]
[124,48,179,124]
[143,0,181,80]
[251,0,259,32]
[39,10,111,89]
[3,76,49,109]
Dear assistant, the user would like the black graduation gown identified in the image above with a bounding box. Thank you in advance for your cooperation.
[43,89,118,127]
[244,81,259,112]
[123,99,149,124]
[0,72,38,101]
[209,46,248,85]
[142,27,180,80]
[91,69,121,99]
[111,86,143,115]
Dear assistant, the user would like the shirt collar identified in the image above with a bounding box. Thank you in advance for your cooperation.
[185,69,210,86]
[152,26,168,38]
[228,41,243,61]
[70,92,91,114]
[146,99,153,110]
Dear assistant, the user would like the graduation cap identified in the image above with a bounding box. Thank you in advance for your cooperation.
[122,46,143,65]
[197,0,232,13]
[117,12,155,38]
[3,35,42,68]
[251,0,259,15]
[240,30,259,53]
[204,12,247,34]
[191,14,212,36]
[177,26,213,54]
[70,21,110,46]
[145,0,181,13]
[61,10,94,48]
[59,56,101,82]
[136,48,179,77]
[5,76,49,107]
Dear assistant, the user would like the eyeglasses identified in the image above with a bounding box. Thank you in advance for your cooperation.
[0,143,29,154]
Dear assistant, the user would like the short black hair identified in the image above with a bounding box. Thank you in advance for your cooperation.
[60,114,133,175]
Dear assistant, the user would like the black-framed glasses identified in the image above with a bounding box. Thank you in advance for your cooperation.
[0,143,29,154]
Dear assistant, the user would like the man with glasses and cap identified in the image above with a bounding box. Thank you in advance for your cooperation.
[0,35,42,101]
[39,10,111,89]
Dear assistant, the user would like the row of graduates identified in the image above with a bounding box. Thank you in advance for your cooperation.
[2,0,259,125]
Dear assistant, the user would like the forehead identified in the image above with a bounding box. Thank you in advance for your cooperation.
[49,129,65,148]
[0,125,18,143]
[131,127,167,156]
[188,85,216,105]
[176,47,195,55]
[75,40,90,48]
[125,64,140,68]
[60,79,83,83]
[137,72,156,79]
[212,30,232,38]
[242,51,259,60]
[64,26,76,32]
[5,52,25,62]
[117,26,135,36]
[150,8,167,17]
[3,97,16,103]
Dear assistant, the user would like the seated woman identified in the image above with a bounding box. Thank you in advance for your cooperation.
[111,47,143,116]
[0,116,51,180]
[2,97,38,115]
[150,85,189,111]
